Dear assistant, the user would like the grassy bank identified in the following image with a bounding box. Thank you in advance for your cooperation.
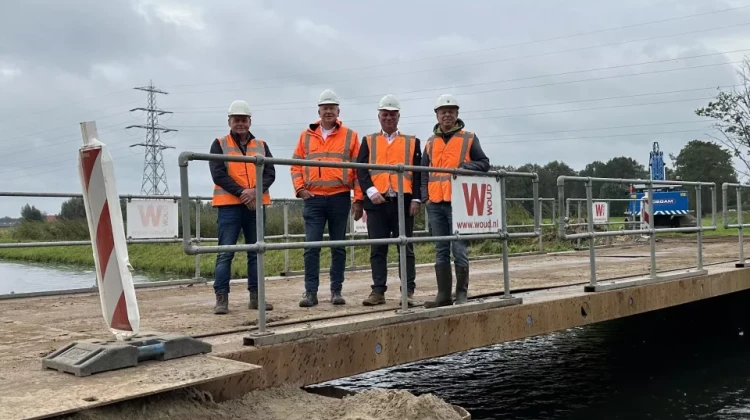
[1,206,743,280]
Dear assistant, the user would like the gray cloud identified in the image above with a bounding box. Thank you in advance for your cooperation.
[1,0,749,216]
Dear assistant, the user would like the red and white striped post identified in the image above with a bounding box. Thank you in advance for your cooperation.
[640,192,650,231]
[78,121,140,340]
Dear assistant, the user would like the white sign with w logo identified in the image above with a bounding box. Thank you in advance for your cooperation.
[126,199,179,239]
[451,175,502,234]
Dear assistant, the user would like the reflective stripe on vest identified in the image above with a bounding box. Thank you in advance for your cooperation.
[212,135,271,206]
[426,131,473,202]
[300,128,355,189]
[367,133,415,194]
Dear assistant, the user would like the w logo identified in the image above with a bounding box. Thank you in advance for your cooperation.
[462,183,492,216]
[138,204,164,227]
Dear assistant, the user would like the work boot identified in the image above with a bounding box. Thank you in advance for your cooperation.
[424,264,453,308]
[362,291,386,306]
[331,290,346,305]
[299,291,318,308]
[214,292,228,315]
[248,291,274,311]
[455,265,469,305]
[399,286,418,307]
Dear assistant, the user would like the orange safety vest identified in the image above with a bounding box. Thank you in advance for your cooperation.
[426,130,474,203]
[366,132,416,195]
[212,134,271,206]
[290,121,364,200]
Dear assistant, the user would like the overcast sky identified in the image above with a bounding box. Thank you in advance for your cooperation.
[1,0,749,217]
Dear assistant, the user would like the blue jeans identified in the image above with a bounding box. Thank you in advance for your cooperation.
[427,202,469,268]
[213,204,266,294]
[302,192,351,293]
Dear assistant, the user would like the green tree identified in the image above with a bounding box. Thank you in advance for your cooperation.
[695,57,750,179]
[670,139,739,212]
[59,197,87,220]
[20,204,45,222]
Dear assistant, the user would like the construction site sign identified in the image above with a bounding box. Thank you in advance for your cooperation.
[126,199,179,239]
[592,201,609,225]
[451,175,502,234]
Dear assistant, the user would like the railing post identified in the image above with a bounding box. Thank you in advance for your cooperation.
[283,202,290,274]
[576,200,582,249]
[737,187,745,267]
[585,179,597,286]
[696,185,703,271]
[558,182,566,241]
[648,183,656,279]
[551,198,557,226]
[396,170,409,312]
[711,185,717,229]
[254,159,269,335]
[194,198,201,279]
[533,177,542,253]
[501,176,511,298]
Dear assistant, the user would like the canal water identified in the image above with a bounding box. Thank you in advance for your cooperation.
[3,260,750,419]
[321,290,750,419]
[0,261,155,295]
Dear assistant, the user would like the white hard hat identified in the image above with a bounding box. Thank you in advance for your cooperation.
[227,100,252,117]
[434,94,459,111]
[377,94,400,111]
[318,89,340,105]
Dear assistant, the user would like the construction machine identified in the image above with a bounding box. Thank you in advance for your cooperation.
[624,142,696,229]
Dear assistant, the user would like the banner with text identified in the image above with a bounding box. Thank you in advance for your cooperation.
[451,175,502,234]
[126,199,179,239]
[592,201,609,225]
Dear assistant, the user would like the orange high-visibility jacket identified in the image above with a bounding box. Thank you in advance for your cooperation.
[291,120,364,200]
[425,130,474,203]
[212,134,271,206]
[365,132,417,194]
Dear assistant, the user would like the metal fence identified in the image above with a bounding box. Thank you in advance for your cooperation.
[178,151,543,336]
[557,176,717,292]
[0,190,556,281]
[722,182,750,268]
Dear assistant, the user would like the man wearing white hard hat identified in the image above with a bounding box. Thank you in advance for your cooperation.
[356,94,422,306]
[209,100,276,315]
[290,89,364,307]
[421,94,490,308]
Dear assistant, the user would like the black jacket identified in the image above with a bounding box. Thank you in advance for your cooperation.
[356,132,422,211]
[209,132,276,197]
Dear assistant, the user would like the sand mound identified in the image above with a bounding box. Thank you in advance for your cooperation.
[61,385,464,420]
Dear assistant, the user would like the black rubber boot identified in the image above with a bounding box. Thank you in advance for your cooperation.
[248,291,274,311]
[455,265,469,305]
[424,264,453,308]
[214,292,228,315]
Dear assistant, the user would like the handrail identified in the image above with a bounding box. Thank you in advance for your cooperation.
[178,151,541,336]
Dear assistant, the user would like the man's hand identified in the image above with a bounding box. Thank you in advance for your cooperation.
[409,201,421,217]
[298,189,314,200]
[240,188,256,205]
[370,192,386,205]
[245,201,256,210]
[352,201,364,221]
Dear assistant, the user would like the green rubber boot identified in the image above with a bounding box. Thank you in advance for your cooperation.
[424,264,453,308]
[455,265,469,305]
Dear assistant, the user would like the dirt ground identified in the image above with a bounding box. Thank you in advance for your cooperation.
[60,385,466,420]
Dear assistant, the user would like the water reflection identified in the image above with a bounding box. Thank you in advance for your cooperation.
[0,261,154,294]
[323,290,750,420]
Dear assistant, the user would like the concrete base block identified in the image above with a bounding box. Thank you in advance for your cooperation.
[42,335,212,377]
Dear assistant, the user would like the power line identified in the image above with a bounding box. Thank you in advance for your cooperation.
[127,81,177,196]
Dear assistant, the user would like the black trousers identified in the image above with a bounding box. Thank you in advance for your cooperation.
[366,198,416,293]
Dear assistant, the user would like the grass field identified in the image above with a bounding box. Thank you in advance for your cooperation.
[0,209,746,280]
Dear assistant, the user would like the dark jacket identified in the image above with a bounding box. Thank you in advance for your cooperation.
[420,119,490,203]
[356,132,422,211]
[209,132,276,197]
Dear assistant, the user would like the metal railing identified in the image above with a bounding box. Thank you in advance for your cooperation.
[557,176,717,292]
[0,191,556,282]
[178,151,542,336]
[722,182,750,268]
